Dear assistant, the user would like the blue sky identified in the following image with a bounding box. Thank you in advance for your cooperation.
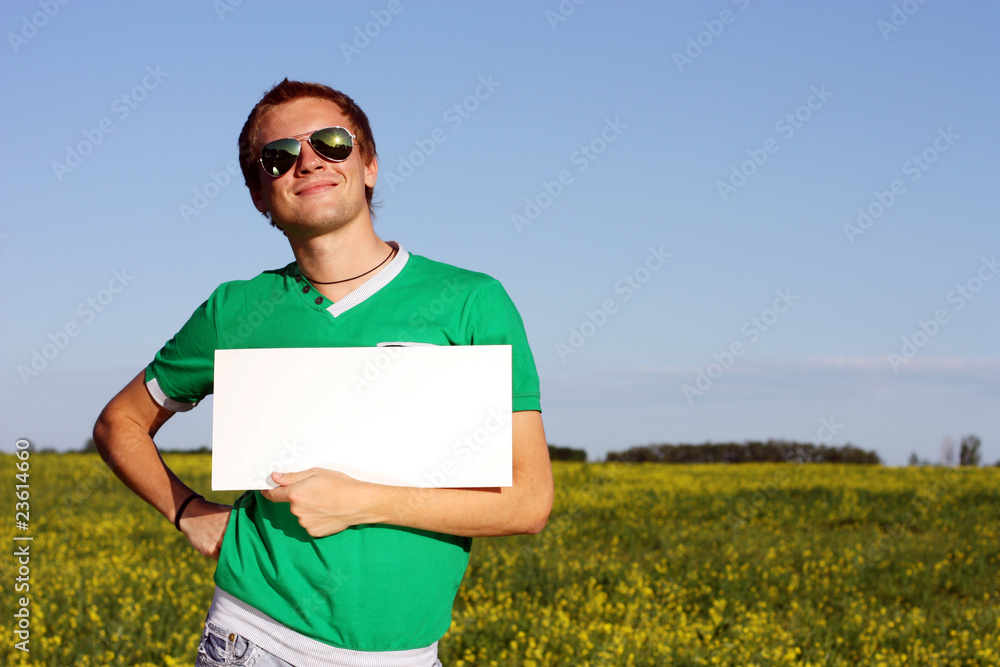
[2,1,997,465]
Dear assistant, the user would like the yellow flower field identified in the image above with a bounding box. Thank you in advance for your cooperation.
[2,454,998,666]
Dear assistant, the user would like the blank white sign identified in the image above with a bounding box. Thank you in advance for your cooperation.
[211,346,512,490]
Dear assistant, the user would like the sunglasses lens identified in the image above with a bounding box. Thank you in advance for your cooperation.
[260,138,301,176]
[310,127,354,162]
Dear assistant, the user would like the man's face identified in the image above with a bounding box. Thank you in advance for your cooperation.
[250,97,377,236]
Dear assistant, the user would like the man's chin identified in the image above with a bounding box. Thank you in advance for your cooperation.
[274,213,362,239]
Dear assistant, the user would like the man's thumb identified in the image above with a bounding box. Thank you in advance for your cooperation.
[271,471,294,486]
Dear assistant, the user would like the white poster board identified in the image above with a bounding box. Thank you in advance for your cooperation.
[211,346,512,490]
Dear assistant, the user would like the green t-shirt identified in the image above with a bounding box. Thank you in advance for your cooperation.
[145,247,541,651]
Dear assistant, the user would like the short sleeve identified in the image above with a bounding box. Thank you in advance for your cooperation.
[466,280,541,413]
[144,294,219,412]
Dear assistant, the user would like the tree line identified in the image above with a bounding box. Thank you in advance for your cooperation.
[604,439,881,464]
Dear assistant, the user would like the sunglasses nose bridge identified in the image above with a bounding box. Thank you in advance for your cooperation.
[288,135,327,173]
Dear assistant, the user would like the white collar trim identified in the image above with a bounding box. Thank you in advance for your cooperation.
[325,241,408,318]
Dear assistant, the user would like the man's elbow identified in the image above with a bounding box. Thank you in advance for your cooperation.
[92,405,121,465]
[519,487,554,535]
[522,510,550,535]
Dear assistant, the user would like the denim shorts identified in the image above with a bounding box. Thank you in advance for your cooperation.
[194,619,444,667]
[195,620,294,667]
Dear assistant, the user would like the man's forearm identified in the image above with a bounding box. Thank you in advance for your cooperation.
[376,482,551,537]
[92,372,198,524]
[264,411,555,538]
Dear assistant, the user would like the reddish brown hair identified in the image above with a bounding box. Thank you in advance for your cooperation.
[238,79,378,219]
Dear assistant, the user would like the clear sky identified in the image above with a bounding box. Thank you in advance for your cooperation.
[2,1,997,466]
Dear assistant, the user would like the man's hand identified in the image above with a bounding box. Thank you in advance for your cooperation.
[178,498,233,560]
[261,469,379,537]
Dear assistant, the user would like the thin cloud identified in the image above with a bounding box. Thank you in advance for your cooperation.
[557,357,1000,403]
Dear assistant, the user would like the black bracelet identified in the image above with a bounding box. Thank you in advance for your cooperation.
[174,493,203,531]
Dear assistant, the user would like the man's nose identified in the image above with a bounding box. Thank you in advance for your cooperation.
[293,139,326,174]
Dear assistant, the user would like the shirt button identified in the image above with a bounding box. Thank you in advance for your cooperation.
[295,276,302,283]
[314,297,323,305]
[302,285,311,293]
[228,633,236,642]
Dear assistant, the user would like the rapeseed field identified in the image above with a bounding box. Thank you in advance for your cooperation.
[2,454,998,666]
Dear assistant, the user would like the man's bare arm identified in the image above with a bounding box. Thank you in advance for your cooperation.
[261,410,554,538]
[92,371,230,559]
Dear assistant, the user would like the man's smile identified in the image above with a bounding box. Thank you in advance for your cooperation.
[296,180,338,196]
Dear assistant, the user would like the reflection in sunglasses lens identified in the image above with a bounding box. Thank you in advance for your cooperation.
[261,138,301,176]
[312,128,352,162]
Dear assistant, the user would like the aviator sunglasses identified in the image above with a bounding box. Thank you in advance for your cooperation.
[258,126,357,177]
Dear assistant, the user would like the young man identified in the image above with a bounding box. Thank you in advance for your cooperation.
[93,79,553,666]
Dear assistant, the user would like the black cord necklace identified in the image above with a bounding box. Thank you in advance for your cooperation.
[300,247,395,285]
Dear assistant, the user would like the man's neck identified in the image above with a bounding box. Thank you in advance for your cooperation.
[285,220,394,303]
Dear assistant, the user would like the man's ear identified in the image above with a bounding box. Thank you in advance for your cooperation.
[250,186,268,215]
[365,155,378,189]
